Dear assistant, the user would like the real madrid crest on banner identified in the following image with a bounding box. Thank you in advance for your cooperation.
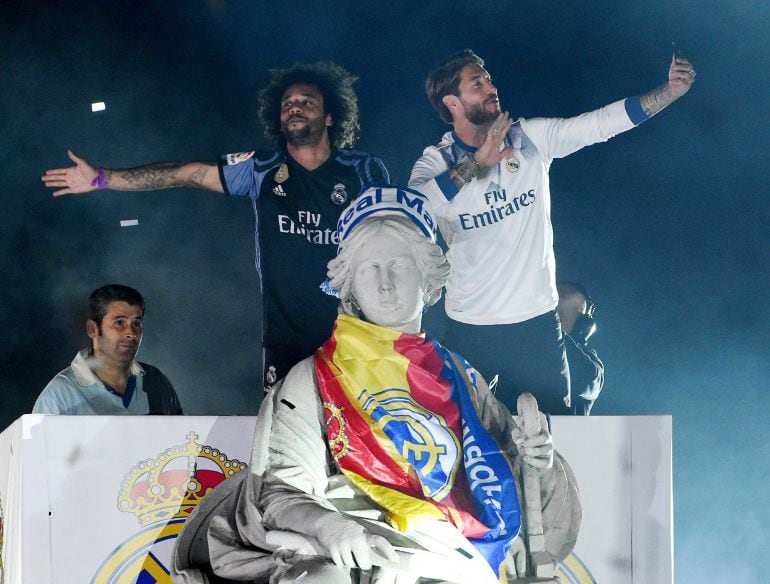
[359,386,461,500]
[91,432,247,583]
[330,183,348,205]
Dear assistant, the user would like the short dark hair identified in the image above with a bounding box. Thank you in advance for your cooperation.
[425,49,485,124]
[88,284,145,328]
[258,61,361,148]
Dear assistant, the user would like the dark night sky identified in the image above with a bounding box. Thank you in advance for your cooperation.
[2,0,769,580]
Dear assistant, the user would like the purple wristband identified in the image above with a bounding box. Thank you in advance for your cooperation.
[90,167,109,189]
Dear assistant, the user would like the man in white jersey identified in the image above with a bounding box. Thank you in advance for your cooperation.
[409,49,695,414]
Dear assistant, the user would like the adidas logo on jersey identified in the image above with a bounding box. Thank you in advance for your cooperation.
[273,185,287,197]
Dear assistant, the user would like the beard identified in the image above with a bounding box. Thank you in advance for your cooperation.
[462,99,499,127]
[281,114,327,147]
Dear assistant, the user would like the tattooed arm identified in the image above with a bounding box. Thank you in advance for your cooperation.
[41,150,223,196]
[639,55,696,117]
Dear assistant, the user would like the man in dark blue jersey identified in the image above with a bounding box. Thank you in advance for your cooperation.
[42,62,389,388]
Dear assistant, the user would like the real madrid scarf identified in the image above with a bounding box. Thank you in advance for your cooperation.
[314,315,521,575]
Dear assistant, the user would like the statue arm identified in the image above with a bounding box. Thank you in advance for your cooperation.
[258,357,397,570]
[258,358,337,528]
[473,375,581,562]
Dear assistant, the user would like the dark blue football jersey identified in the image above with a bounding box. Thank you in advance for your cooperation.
[219,148,389,382]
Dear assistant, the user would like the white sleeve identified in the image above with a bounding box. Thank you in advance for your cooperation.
[32,376,70,414]
[520,98,636,162]
[409,146,458,205]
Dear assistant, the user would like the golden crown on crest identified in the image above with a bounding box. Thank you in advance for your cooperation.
[117,431,247,526]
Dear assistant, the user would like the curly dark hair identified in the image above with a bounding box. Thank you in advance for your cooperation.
[258,61,361,148]
[425,49,485,124]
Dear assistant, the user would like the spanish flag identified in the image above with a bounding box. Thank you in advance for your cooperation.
[315,315,521,576]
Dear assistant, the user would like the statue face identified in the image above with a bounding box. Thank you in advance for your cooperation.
[350,229,424,333]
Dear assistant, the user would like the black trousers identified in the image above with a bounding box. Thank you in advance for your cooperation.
[444,310,571,415]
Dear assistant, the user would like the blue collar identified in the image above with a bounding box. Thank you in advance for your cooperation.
[103,375,137,409]
[451,129,513,153]
[451,131,477,153]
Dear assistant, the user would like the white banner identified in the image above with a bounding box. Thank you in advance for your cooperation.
[0,415,671,583]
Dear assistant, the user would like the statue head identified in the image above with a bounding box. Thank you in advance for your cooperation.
[326,213,449,333]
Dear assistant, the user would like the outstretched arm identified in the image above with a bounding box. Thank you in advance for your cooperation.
[639,55,696,117]
[514,53,697,161]
[42,150,223,196]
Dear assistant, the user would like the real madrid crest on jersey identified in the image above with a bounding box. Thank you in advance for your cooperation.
[505,130,523,173]
[505,156,520,173]
[274,163,289,184]
[331,183,348,205]
[265,365,278,386]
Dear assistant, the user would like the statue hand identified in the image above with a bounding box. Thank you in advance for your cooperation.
[512,393,554,471]
[313,513,398,570]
